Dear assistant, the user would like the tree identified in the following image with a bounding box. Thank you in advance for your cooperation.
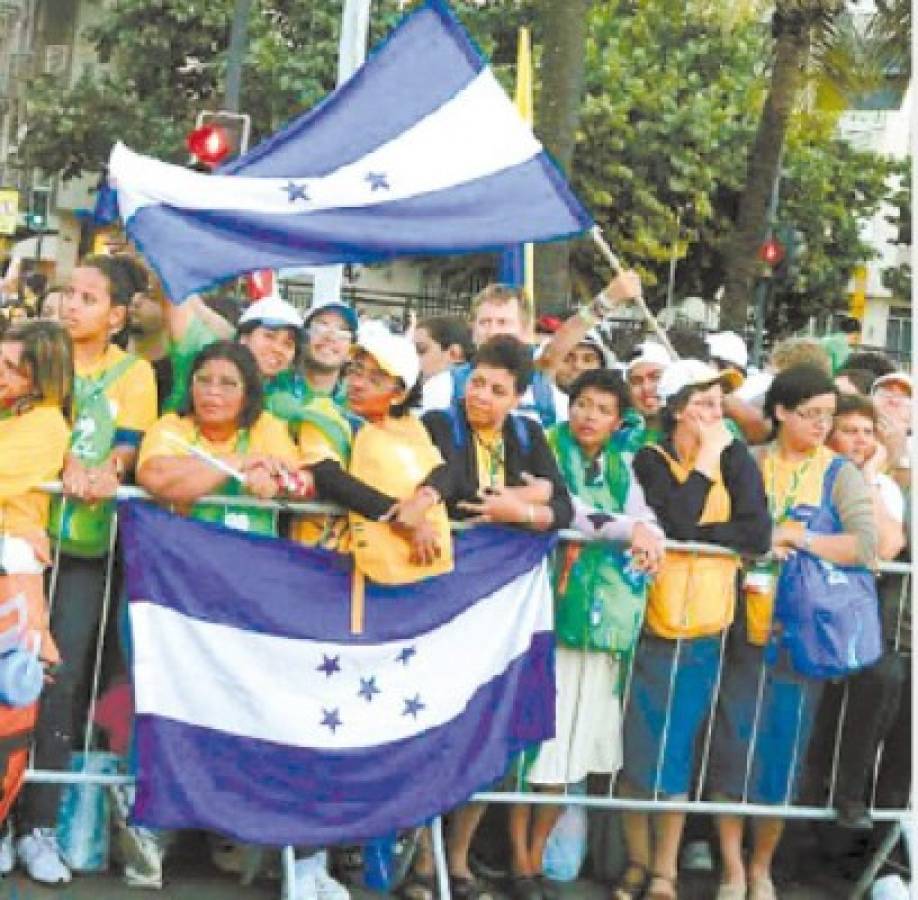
[531,0,593,311]
[719,0,847,330]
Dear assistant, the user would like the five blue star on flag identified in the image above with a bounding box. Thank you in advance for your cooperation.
[317,654,341,678]
[283,181,310,203]
[358,676,381,703]
[321,708,342,733]
[403,694,425,719]
[365,171,390,191]
[396,646,416,665]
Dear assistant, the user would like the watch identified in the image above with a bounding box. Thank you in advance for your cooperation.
[801,531,815,553]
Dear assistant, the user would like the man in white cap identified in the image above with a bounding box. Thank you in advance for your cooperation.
[706,331,771,445]
[612,340,673,451]
[300,298,359,408]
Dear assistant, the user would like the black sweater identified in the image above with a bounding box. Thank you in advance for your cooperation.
[633,438,771,556]
[422,408,573,529]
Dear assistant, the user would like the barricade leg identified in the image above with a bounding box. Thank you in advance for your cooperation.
[282,845,296,900]
[431,816,451,900]
[850,821,903,899]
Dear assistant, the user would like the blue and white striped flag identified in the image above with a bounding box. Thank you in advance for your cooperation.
[106,0,593,301]
[120,501,556,845]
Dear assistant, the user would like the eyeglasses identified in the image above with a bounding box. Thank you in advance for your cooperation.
[873,389,911,406]
[344,361,396,391]
[192,374,243,392]
[792,407,835,423]
[309,323,353,342]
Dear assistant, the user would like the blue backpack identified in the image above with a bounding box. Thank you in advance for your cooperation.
[443,403,531,456]
[450,363,558,429]
[770,457,883,679]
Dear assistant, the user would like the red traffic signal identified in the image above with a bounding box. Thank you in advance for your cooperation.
[186,125,231,168]
[758,237,785,267]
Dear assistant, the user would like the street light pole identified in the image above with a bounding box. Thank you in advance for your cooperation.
[224,0,253,113]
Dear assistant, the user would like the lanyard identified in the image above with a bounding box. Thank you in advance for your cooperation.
[473,431,505,490]
[766,450,814,523]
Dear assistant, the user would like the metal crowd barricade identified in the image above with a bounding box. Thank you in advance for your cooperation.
[25,488,914,899]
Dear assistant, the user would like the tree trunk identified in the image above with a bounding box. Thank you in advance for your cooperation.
[719,21,810,330]
[534,0,592,314]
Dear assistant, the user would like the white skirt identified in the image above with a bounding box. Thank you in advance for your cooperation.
[528,646,622,786]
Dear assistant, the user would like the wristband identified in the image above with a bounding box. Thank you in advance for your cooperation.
[525,504,536,526]
[801,531,815,553]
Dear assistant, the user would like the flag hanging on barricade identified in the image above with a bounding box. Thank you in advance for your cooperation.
[119,500,556,846]
[104,0,593,301]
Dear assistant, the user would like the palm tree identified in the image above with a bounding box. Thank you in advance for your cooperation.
[719,0,845,330]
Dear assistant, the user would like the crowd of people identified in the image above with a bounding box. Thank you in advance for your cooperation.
[0,250,911,900]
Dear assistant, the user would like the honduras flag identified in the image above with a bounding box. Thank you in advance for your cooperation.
[105,0,593,301]
[120,501,556,845]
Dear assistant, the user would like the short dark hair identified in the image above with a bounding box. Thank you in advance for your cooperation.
[568,368,632,415]
[471,335,533,395]
[660,383,712,435]
[764,363,837,433]
[112,254,150,297]
[834,392,877,426]
[182,340,263,429]
[840,351,897,380]
[417,315,474,363]
[80,254,136,307]
[835,367,876,395]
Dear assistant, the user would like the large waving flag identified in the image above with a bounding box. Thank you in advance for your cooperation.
[120,501,556,845]
[107,0,593,301]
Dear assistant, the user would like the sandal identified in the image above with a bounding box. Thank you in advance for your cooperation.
[398,871,438,900]
[645,872,677,900]
[450,874,495,900]
[612,861,649,900]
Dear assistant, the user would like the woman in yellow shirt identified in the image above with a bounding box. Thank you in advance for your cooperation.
[138,341,300,535]
[0,320,72,839]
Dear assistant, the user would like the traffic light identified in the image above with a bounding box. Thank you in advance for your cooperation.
[188,110,251,168]
[26,186,51,232]
[758,236,785,269]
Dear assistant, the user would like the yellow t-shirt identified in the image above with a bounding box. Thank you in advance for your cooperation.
[0,405,70,540]
[138,411,298,470]
[74,344,158,441]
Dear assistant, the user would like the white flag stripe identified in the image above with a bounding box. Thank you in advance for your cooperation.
[131,559,552,750]
[112,69,541,223]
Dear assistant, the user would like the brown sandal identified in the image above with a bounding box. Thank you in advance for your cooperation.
[612,861,649,900]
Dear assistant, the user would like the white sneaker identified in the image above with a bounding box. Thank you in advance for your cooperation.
[17,827,72,884]
[293,857,320,900]
[0,820,14,875]
[314,865,350,900]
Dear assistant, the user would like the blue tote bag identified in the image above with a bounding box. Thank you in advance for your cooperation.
[772,457,883,679]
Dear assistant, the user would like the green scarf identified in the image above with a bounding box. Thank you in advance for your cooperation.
[547,423,647,657]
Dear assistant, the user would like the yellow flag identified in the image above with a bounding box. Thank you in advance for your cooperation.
[515,27,535,309]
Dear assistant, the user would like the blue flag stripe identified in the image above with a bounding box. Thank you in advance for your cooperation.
[132,631,554,845]
[222,0,483,179]
[120,500,556,644]
[126,155,591,300]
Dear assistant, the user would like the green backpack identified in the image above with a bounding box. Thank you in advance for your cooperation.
[49,355,137,558]
[548,424,648,654]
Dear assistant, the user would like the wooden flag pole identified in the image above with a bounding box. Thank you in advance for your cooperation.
[351,569,365,635]
[590,225,679,360]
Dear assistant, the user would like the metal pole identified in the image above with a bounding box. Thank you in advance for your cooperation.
[753,152,784,365]
[224,0,254,113]
[665,207,681,311]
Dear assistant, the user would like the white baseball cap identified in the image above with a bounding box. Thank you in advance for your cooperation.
[238,295,304,331]
[626,340,672,372]
[705,331,749,371]
[353,321,420,390]
[657,358,744,402]
[872,372,912,396]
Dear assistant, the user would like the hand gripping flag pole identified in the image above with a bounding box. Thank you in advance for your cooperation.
[590,225,679,360]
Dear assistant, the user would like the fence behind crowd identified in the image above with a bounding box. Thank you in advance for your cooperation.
[26,487,913,899]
